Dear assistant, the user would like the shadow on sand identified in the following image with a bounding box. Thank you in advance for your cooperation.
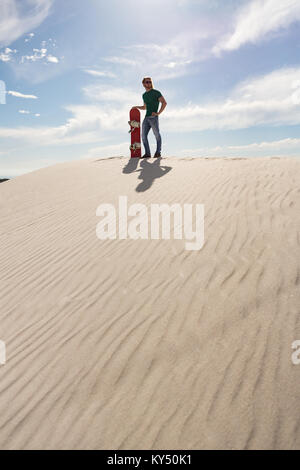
[135,158,172,192]
[122,158,140,174]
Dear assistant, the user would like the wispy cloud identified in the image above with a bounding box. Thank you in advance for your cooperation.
[83,83,140,103]
[84,69,116,79]
[0,47,17,62]
[213,0,300,55]
[8,90,38,99]
[0,123,101,146]
[1,36,59,69]
[228,137,300,151]
[163,66,300,131]
[0,157,64,177]
[103,30,212,80]
[46,54,59,63]
[24,32,35,43]
[0,84,134,145]
[18,109,40,116]
[1,66,300,147]
[0,102,112,145]
[86,142,129,158]
[0,0,53,47]
[180,137,300,157]
[104,56,137,66]
[21,47,59,64]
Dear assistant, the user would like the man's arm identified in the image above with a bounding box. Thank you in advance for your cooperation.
[132,103,146,110]
[156,96,167,115]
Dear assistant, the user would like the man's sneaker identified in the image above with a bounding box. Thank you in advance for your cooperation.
[141,154,151,158]
[154,152,161,158]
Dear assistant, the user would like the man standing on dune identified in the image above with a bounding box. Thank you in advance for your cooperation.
[132,77,167,158]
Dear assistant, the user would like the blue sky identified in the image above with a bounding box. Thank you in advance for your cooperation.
[0,0,300,177]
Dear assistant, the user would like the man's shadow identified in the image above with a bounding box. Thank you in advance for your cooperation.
[134,158,172,192]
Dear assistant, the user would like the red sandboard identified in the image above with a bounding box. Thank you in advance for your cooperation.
[129,108,141,158]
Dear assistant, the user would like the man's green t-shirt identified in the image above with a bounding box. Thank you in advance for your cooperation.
[143,89,162,117]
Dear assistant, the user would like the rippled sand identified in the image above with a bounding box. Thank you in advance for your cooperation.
[0,156,300,450]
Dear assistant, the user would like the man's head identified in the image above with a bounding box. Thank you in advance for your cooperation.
[142,77,153,91]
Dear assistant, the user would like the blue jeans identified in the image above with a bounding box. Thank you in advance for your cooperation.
[142,115,162,155]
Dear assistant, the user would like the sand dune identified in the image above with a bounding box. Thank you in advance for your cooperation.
[0,156,300,450]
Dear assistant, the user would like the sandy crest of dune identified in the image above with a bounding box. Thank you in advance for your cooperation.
[0,156,300,450]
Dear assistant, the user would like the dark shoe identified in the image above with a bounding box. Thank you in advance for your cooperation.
[141,154,151,158]
[154,152,161,158]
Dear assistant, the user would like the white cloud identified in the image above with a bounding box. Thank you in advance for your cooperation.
[0,53,11,62]
[0,157,65,177]
[180,137,300,157]
[163,66,300,131]
[0,47,17,62]
[103,30,211,80]
[86,142,129,158]
[0,123,101,145]
[1,34,59,69]
[17,109,41,117]
[47,54,59,63]
[21,47,47,62]
[20,47,60,64]
[1,67,300,147]
[0,102,114,145]
[0,93,130,145]
[0,0,53,47]
[230,137,300,151]
[104,56,137,66]
[84,69,116,78]
[83,83,140,103]
[25,32,35,42]
[8,90,38,99]
[213,0,300,55]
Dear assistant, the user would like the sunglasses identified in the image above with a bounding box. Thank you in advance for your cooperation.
[144,81,152,84]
